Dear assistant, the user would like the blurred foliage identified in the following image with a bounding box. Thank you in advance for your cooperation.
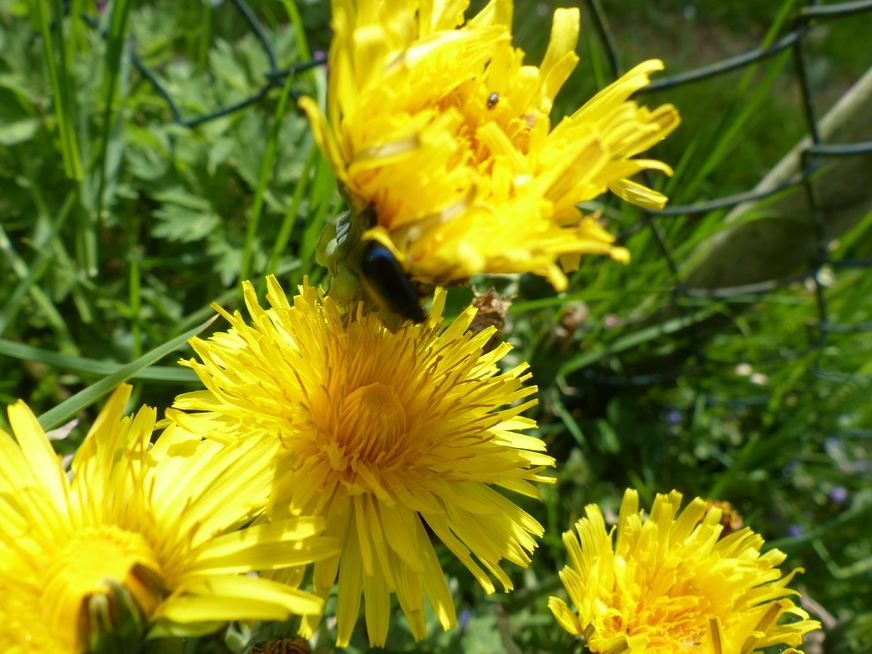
[1,0,871,652]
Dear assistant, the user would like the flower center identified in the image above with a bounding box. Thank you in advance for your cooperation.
[614,560,714,651]
[41,525,164,649]
[337,382,407,464]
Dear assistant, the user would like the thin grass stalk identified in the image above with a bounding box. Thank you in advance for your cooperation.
[280,0,313,61]
[683,50,792,201]
[0,340,199,384]
[198,1,213,70]
[263,143,318,287]
[560,308,718,375]
[0,191,77,337]
[92,0,133,277]
[292,154,338,286]
[32,0,83,181]
[129,246,141,359]
[239,70,297,289]
[36,315,217,430]
[0,223,76,350]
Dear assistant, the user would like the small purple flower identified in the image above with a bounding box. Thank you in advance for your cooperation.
[787,525,805,538]
[829,486,848,504]
[459,609,473,631]
[665,409,682,426]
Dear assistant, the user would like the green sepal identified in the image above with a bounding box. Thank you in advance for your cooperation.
[81,580,150,654]
[147,619,226,640]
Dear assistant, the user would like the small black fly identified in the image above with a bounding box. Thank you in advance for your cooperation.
[360,241,425,324]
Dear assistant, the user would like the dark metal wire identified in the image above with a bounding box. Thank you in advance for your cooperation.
[572,0,872,405]
[815,320,872,334]
[639,29,804,94]
[79,0,325,127]
[584,0,621,79]
[832,258,872,268]
[75,1,872,408]
[644,172,806,217]
[800,0,872,19]
[806,141,872,156]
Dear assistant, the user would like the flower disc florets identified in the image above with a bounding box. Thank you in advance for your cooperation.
[0,385,337,653]
[301,0,680,290]
[549,489,822,654]
[170,276,555,646]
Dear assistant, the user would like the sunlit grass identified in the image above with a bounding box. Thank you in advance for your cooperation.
[1,0,870,651]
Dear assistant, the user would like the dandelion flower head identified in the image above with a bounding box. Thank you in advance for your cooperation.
[170,276,555,646]
[549,489,821,654]
[0,385,337,653]
[301,0,680,290]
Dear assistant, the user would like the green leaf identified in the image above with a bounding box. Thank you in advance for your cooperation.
[209,38,254,92]
[0,87,38,144]
[152,204,221,242]
[559,308,719,376]
[0,340,198,383]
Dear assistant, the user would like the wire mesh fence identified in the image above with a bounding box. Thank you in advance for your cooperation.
[598,0,872,403]
[75,0,872,405]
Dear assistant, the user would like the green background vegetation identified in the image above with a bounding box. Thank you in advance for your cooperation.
[1,0,871,651]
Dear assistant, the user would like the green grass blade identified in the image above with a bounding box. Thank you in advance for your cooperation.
[31,0,83,180]
[0,223,76,351]
[511,286,672,313]
[552,396,588,452]
[280,0,313,61]
[93,0,134,245]
[240,70,297,286]
[0,190,77,336]
[736,0,798,96]
[198,1,213,69]
[559,308,718,376]
[292,153,338,285]
[0,339,198,383]
[264,142,318,282]
[129,247,142,359]
[585,16,606,91]
[173,288,238,335]
[35,316,216,430]
[683,49,792,200]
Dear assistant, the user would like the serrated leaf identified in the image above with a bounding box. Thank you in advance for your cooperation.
[208,137,236,175]
[0,86,38,145]
[207,239,245,287]
[125,147,169,181]
[152,205,220,242]
[152,187,211,210]
[209,38,251,92]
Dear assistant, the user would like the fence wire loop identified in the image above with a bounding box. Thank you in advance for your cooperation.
[77,0,325,128]
[76,0,872,404]
[584,0,872,401]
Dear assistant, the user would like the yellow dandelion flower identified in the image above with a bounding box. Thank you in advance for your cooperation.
[0,385,338,653]
[300,0,679,291]
[170,275,554,647]
[549,489,822,654]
